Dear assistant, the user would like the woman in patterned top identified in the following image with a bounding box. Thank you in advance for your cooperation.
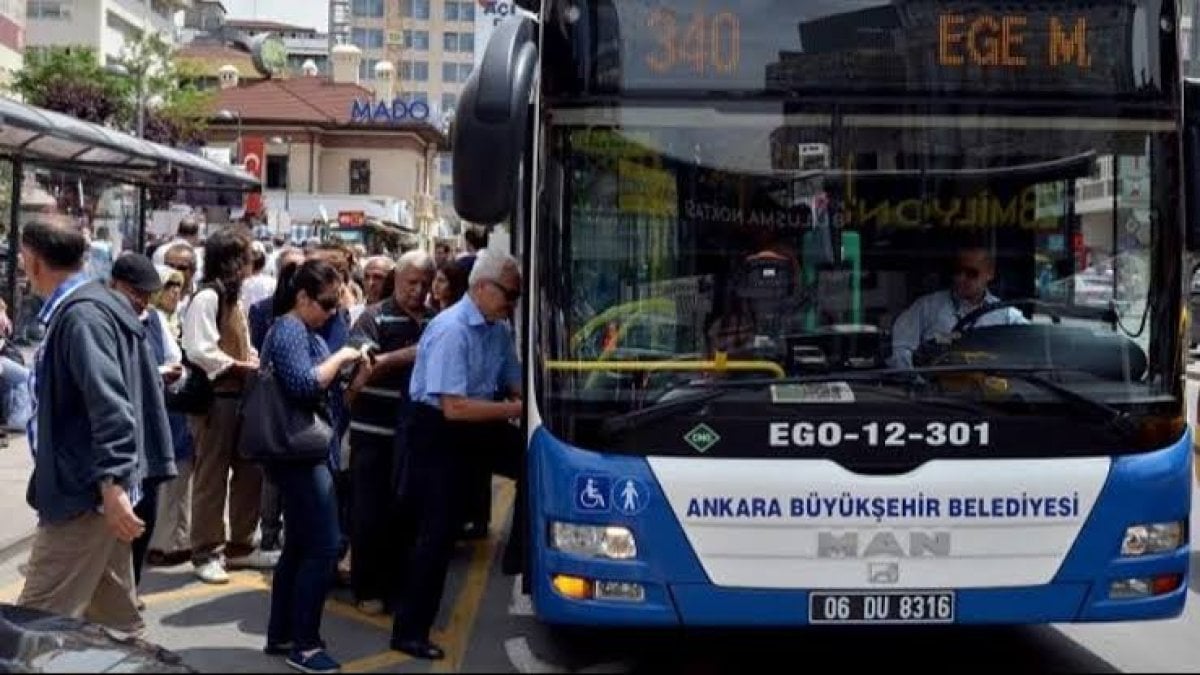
[259,259,369,675]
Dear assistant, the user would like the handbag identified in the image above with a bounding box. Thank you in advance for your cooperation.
[237,364,333,464]
[165,352,214,415]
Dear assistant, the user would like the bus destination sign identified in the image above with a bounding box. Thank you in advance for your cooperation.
[594,0,1152,96]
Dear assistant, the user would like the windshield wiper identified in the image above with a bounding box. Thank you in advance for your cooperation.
[599,369,990,438]
[598,365,1136,439]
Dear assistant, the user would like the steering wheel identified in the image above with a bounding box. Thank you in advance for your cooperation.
[952,299,1062,334]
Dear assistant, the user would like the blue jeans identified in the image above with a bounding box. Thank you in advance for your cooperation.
[266,461,340,651]
[1,356,31,429]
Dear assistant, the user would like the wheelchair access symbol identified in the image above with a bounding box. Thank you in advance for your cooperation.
[573,475,612,512]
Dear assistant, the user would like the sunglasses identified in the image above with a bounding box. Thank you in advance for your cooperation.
[316,295,340,312]
[489,280,521,303]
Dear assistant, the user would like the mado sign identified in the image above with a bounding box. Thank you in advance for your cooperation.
[350,98,431,124]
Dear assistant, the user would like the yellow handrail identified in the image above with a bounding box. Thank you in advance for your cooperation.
[545,358,786,379]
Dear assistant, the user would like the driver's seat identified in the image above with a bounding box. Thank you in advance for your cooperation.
[735,256,799,337]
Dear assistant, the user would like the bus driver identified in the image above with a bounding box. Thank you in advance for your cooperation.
[888,245,1027,369]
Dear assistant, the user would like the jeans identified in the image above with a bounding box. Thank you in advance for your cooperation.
[0,356,31,429]
[266,461,340,651]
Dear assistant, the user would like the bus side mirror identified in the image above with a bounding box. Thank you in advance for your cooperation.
[452,16,538,226]
[1185,78,1200,251]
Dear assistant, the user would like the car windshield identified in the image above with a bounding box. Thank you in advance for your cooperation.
[536,104,1181,455]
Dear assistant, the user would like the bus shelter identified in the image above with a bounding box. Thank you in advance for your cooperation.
[0,96,260,315]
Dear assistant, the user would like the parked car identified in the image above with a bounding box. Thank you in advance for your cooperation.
[0,604,193,673]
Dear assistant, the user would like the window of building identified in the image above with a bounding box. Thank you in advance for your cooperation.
[444,1,473,20]
[399,0,430,19]
[409,90,429,104]
[439,154,453,177]
[352,27,385,49]
[443,32,474,53]
[351,0,384,18]
[442,62,473,83]
[359,57,382,81]
[401,29,429,50]
[439,184,455,206]
[266,155,289,190]
[350,160,371,195]
[28,0,71,19]
[441,92,458,112]
[401,60,429,81]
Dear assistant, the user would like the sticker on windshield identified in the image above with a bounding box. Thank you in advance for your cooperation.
[771,383,856,404]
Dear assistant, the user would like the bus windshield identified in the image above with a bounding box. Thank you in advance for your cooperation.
[537,105,1181,458]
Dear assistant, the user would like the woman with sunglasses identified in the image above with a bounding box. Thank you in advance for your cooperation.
[259,259,369,674]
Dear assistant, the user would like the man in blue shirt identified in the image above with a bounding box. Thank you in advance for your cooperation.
[390,250,523,660]
[889,246,1028,368]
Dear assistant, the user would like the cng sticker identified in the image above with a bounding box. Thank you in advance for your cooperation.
[684,423,720,453]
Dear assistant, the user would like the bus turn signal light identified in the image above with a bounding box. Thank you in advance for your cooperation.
[552,575,592,600]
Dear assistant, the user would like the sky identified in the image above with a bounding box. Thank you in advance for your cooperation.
[221,0,328,32]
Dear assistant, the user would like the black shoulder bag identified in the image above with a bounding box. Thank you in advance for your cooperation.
[237,329,333,464]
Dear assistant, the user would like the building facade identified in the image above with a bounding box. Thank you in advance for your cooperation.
[205,44,446,243]
[27,0,187,64]
[0,0,24,85]
[348,0,479,222]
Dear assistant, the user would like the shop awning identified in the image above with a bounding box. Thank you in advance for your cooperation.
[0,97,260,191]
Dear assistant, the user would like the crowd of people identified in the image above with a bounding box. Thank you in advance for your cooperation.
[12,216,522,674]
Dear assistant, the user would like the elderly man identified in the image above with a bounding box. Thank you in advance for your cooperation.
[345,250,434,615]
[389,250,524,660]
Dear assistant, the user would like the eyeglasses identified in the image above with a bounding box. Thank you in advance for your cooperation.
[488,280,521,303]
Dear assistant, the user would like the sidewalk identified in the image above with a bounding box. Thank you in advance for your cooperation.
[0,434,33,555]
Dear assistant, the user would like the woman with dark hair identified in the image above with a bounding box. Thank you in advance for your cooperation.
[430,261,468,312]
[181,228,275,585]
[260,259,367,674]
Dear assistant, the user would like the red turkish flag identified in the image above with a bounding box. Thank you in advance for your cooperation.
[242,136,266,215]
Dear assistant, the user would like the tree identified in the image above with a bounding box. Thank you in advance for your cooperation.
[8,37,214,147]
[114,34,213,146]
[9,47,128,126]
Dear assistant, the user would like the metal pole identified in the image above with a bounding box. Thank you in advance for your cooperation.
[235,114,243,164]
[135,72,145,139]
[6,159,21,322]
[285,141,292,213]
[137,185,147,253]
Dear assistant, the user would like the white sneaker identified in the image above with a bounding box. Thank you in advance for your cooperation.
[226,549,281,570]
[195,560,230,585]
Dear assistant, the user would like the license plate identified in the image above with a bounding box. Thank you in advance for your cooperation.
[809,591,955,624]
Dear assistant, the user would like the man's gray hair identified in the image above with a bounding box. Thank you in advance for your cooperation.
[365,255,397,271]
[469,250,520,286]
[396,250,434,273]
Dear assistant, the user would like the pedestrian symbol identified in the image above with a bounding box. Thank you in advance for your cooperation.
[573,475,611,512]
[612,477,648,515]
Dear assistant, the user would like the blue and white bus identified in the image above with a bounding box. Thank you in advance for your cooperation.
[452,0,1196,626]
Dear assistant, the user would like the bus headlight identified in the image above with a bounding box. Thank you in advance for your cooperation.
[550,522,637,560]
[1121,522,1185,556]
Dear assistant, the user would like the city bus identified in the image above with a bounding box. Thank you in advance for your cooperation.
[451,0,1198,626]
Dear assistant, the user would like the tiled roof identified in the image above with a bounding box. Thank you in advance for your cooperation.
[175,43,264,80]
[224,18,316,33]
[208,77,374,124]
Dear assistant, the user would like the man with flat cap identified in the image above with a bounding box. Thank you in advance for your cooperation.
[18,238,175,636]
[108,253,185,588]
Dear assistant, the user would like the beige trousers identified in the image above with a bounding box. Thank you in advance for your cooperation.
[18,511,143,635]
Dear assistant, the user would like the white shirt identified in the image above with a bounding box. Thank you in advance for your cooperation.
[182,288,255,380]
[240,274,276,312]
[889,290,1028,369]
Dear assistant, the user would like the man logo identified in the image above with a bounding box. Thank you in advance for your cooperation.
[869,562,899,584]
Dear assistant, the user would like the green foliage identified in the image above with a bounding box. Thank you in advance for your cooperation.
[8,36,214,147]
